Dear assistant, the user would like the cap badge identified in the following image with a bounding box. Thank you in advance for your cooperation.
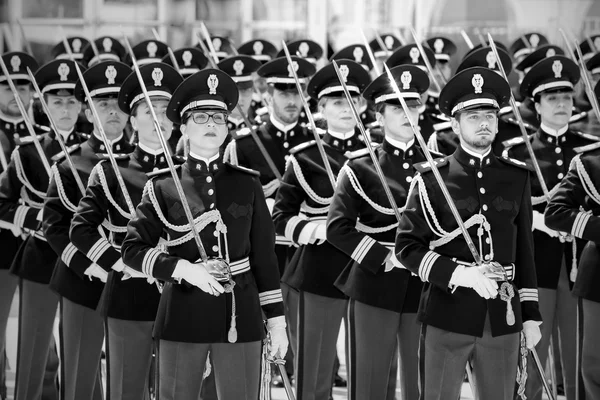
[546,48,556,57]
[72,38,82,53]
[105,65,117,85]
[213,38,222,52]
[58,63,70,81]
[10,56,21,73]
[299,42,310,58]
[253,41,264,55]
[208,74,219,95]
[401,71,412,90]
[434,38,444,54]
[353,46,364,63]
[102,38,113,53]
[152,68,163,86]
[486,51,497,69]
[233,60,244,76]
[472,73,484,94]
[287,61,299,77]
[147,41,158,58]
[530,34,540,48]
[385,36,394,50]
[552,60,563,78]
[409,47,420,64]
[182,50,193,66]
[339,65,349,83]
[595,37,600,51]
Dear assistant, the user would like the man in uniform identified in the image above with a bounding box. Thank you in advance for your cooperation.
[121,68,287,400]
[0,50,40,399]
[504,55,600,400]
[0,58,87,400]
[69,62,183,400]
[272,60,370,400]
[200,36,235,62]
[509,32,549,66]
[396,66,542,400]
[42,60,134,400]
[369,33,403,75]
[162,47,208,79]
[544,82,600,399]
[82,36,126,67]
[327,65,436,400]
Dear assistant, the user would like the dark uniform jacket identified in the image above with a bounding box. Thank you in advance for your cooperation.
[120,155,284,343]
[545,145,600,302]
[396,146,542,337]
[328,140,436,313]
[273,130,365,299]
[69,146,179,321]
[0,117,49,270]
[504,126,600,289]
[42,133,134,310]
[0,130,84,282]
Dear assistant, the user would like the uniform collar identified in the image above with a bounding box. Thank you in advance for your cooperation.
[187,151,222,173]
[228,115,245,127]
[55,128,81,146]
[538,125,568,146]
[383,137,416,158]
[88,132,126,153]
[135,143,167,170]
[540,123,568,137]
[323,129,358,151]
[455,145,494,169]
[270,116,297,133]
[328,129,355,140]
[0,110,24,125]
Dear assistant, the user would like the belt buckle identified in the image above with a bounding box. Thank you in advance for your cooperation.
[481,261,508,282]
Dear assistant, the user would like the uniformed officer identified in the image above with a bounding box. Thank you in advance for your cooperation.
[0,58,87,400]
[0,50,41,397]
[327,65,435,400]
[272,60,370,400]
[504,55,599,400]
[42,60,134,400]
[120,68,287,400]
[509,32,549,65]
[161,47,208,79]
[577,35,600,62]
[238,39,278,121]
[369,33,403,75]
[425,36,457,85]
[276,40,323,67]
[51,36,90,61]
[68,62,182,400]
[82,36,126,67]
[571,51,600,136]
[544,82,600,399]
[200,36,235,62]
[396,66,542,400]
[125,39,169,66]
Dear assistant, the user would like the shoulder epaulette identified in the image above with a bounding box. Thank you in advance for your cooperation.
[433,121,452,132]
[76,131,91,140]
[225,162,260,176]
[499,155,534,171]
[498,105,514,117]
[571,129,600,142]
[346,147,371,160]
[502,134,534,149]
[306,124,326,135]
[256,106,268,116]
[51,143,82,163]
[34,124,51,133]
[575,141,600,154]
[232,127,252,140]
[569,111,588,124]
[15,133,46,146]
[147,164,181,178]
[505,117,536,131]
[96,153,130,161]
[413,157,448,173]
[290,140,317,155]
[365,121,380,130]
[426,147,445,158]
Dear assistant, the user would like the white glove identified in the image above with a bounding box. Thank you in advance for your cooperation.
[267,316,289,359]
[523,320,542,350]
[532,210,559,238]
[265,198,275,215]
[0,219,22,237]
[84,264,108,283]
[384,251,405,272]
[111,259,125,272]
[172,260,225,296]
[312,223,327,244]
[449,265,499,299]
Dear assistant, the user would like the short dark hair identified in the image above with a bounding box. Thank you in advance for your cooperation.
[374,102,386,115]
[533,88,574,103]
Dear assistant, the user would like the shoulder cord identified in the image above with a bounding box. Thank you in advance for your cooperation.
[289,155,333,205]
[92,162,132,219]
[223,140,238,165]
[340,164,401,215]
[414,174,494,258]
[574,155,600,205]
[263,178,280,198]
[426,133,439,153]
[531,183,560,206]
[355,220,398,234]
[52,164,78,213]
[13,150,47,201]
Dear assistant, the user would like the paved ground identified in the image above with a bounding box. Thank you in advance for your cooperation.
[4,289,564,400]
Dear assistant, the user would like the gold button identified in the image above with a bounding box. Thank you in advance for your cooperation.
[556,159,563,166]
[480,188,486,194]
[213,231,219,237]
[208,189,214,195]
[558,173,564,179]
[284,142,289,148]
[406,176,412,183]
[210,203,215,209]
[485,238,490,244]
[206,176,213,183]
[482,205,488,211]
[403,163,410,169]
[477,172,483,178]
[484,254,491,261]
[212,245,219,252]
[555,147,561,154]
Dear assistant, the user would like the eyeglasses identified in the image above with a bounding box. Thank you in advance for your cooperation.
[190,111,228,125]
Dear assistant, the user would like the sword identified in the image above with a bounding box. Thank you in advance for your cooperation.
[281,40,337,190]
[487,34,552,203]
[374,30,392,59]
[16,19,33,55]
[0,57,52,176]
[197,25,283,182]
[461,30,475,49]
[360,29,381,76]
[151,28,181,73]
[331,60,402,223]
[521,34,533,50]
[408,27,446,89]
[474,27,487,46]
[531,347,557,400]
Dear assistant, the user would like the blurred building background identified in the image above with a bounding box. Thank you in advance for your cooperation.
[0,0,599,69]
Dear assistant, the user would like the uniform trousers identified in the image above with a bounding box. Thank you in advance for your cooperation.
[582,299,600,400]
[59,297,104,400]
[346,299,418,400]
[419,314,519,400]
[296,291,347,400]
[158,339,261,400]
[526,262,577,400]
[0,270,17,395]
[106,318,154,400]
[15,279,59,400]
